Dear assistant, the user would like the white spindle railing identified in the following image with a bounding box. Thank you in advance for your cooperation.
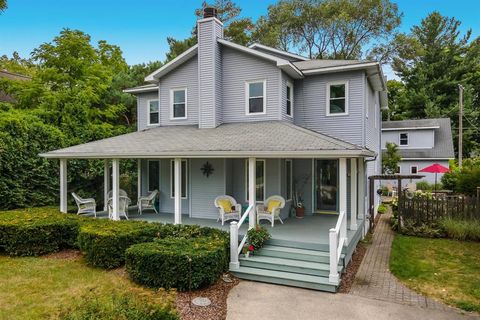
[328,210,347,284]
[229,204,254,270]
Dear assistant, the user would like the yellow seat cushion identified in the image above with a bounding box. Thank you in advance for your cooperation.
[218,199,232,213]
[267,200,282,213]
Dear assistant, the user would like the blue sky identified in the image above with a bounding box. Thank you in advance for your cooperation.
[1,0,479,79]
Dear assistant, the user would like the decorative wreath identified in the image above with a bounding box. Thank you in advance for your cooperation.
[201,161,214,178]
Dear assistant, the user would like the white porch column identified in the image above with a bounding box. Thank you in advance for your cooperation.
[112,159,120,220]
[358,159,366,220]
[339,158,348,244]
[103,160,110,211]
[350,158,358,230]
[137,159,141,198]
[59,159,67,213]
[248,157,256,229]
[174,158,182,225]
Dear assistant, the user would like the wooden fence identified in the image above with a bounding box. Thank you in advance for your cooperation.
[399,193,480,224]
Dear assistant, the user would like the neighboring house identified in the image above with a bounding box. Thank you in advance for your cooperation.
[0,70,31,102]
[41,9,387,291]
[382,118,455,184]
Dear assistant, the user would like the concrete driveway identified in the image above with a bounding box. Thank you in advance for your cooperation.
[227,282,479,320]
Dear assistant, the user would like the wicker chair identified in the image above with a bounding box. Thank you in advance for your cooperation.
[214,195,241,225]
[256,195,285,227]
[72,192,96,217]
[138,190,159,215]
[107,196,131,220]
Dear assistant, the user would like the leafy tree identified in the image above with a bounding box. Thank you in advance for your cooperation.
[382,142,401,174]
[382,80,408,121]
[0,0,7,13]
[165,36,197,62]
[441,157,480,195]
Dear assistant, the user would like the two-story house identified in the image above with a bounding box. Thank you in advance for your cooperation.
[382,118,455,184]
[41,9,387,291]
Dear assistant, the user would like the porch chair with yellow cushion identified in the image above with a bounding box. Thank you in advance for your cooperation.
[256,195,286,227]
[214,195,241,225]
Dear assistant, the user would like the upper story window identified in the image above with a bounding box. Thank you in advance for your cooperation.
[411,166,418,174]
[170,88,187,119]
[327,81,348,116]
[246,80,266,115]
[148,100,159,125]
[286,82,293,117]
[399,132,409,146]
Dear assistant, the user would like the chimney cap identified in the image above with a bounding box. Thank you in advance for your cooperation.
[203,7,218,19]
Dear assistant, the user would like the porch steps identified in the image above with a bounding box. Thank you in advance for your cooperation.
[256,245,345,264]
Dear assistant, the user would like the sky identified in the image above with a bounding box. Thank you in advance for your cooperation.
[1,0,479,80]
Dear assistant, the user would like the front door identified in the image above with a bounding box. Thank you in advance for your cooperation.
[315,159,339,213]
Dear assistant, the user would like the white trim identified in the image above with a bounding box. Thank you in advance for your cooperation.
[399,132,409,146]
[245,159,266,202]
[147,160,160,192]
[245,79,267,115]
[145,45,198,82]
[401,157,454,160]
[302,62,378,75]
[339,158,347,216]
[285,159,293,201]
[381,126,440,131]
[248,43,309,61]
[326,81,349,116]
[170,159,188,199]
[170,87,188,120]
[147,99,160,126]
[410,165,418,174]
[111,159,120,221]
[350,158,358,231]
[60,159,67,213]
[286,81,294,118]
[137,159,141,198]
[104,160,110,211]
[123,85,159,94]
[173,158,182,225]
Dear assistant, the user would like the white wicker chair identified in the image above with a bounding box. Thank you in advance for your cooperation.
[72,192,96,217]
[107,196,130,220]
[214,195,241,225]
[256,195,285,227]
[138,190,159,215]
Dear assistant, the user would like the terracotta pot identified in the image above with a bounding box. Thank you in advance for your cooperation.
[296,207,305,218]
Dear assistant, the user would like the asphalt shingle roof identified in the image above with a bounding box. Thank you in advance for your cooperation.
[41,121,374,159]
[382,118,455,159]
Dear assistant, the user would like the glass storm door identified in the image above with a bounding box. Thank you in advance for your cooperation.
[315,159,339,212]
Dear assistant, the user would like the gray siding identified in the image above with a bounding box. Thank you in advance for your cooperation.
[294,159,313,215]
[158,57,199,126]
[137,92,159,131]
[281,72,294,123]
[397,160,450,184]
[294,70,365,146]
[382,129,435,149]
[157,159,189,215]
[221,47,282,123]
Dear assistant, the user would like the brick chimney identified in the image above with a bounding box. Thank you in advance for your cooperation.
[197,7,223,128]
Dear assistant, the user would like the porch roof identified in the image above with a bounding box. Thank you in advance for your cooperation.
[40,121,375,159]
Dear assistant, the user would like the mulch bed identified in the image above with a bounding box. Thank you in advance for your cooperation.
[175,274,239,320]
[338,242,367,293]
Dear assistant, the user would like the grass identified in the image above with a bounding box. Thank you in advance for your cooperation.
[390,235,480,313]
[0,252,176,319]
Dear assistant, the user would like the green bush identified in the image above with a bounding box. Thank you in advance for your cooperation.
[0,207,80,256]
[61,291,178,320]
[77,220,163,269]
[377,203,388,214]
[126,237,227,291]
[247,225,271,251]
[399,220,445,238]
[440,219,480,241]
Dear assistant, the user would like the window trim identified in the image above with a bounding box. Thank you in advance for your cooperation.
[169,87,188,120]
[396,165,401,174]
[410,165,418,174]
[245,159,266,202]
[326,80,349,116]
[286,81,294,117]
[285,159,293,201]
[245,79,267,115]
[399,132,409,146]
[170,159,188,199]
[147,160,160,192]
[147,99,160,126]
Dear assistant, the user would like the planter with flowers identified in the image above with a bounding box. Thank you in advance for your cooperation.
[243,226,271,257]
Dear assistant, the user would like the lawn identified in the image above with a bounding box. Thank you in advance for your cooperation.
[0,251,176,319]
[390,235,480,312]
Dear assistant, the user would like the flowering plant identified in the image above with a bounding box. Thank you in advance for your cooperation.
[247,226,271,253]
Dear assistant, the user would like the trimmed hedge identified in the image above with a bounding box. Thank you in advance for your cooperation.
[126,237,227,291]
[77,220,163,269]
[0,207,80,256]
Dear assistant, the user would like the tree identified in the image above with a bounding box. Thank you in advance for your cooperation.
[382,80,408,121]
[382,142,401,174]
[0,0,7,13]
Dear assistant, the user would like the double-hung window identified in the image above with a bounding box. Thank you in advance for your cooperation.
[246,80,266,114]
[170,160,188,198]
[411,166,418,174]
[246,159,265,202]
[170,88,187,119]
[399,133,409,146]
[327,81,348,116]
[286,82,293,117]
[148,100,159,125]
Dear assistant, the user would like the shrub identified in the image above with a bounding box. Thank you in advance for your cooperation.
[247,225,271,252]
[126,237,227,291]
[0,207,80,256]
[399,220,444,238]
[61,290,178,320]
[440,218,480,241]
[77,220,163,269]
[377,204,388,214]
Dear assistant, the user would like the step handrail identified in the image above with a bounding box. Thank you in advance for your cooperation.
[229,204,254,270]
[328,210,347,285]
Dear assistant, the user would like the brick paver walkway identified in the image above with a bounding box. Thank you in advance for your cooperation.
[350,212,449,311]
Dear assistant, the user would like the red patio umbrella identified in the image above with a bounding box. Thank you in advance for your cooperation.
[419,163,450,192]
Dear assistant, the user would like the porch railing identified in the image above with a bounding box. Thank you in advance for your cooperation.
[328,210,347,284]
[229,204,254,270]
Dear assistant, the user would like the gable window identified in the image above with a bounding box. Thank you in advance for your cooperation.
[147,160,159,192]
[396,165,401,174]
[148,100,159,125]
[286,82,293,117]
[170,88,187,119]
[411,166,418,174]
[246,80,266,114]
[286,160,292,200]
[327,81,348,116]
[399,133,409,146]
[170,159,188,198]
[246,159,265,202]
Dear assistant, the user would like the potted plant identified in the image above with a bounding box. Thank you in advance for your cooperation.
[293,174,310,219]
[246,226,271,256]
[295,201,305,218]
